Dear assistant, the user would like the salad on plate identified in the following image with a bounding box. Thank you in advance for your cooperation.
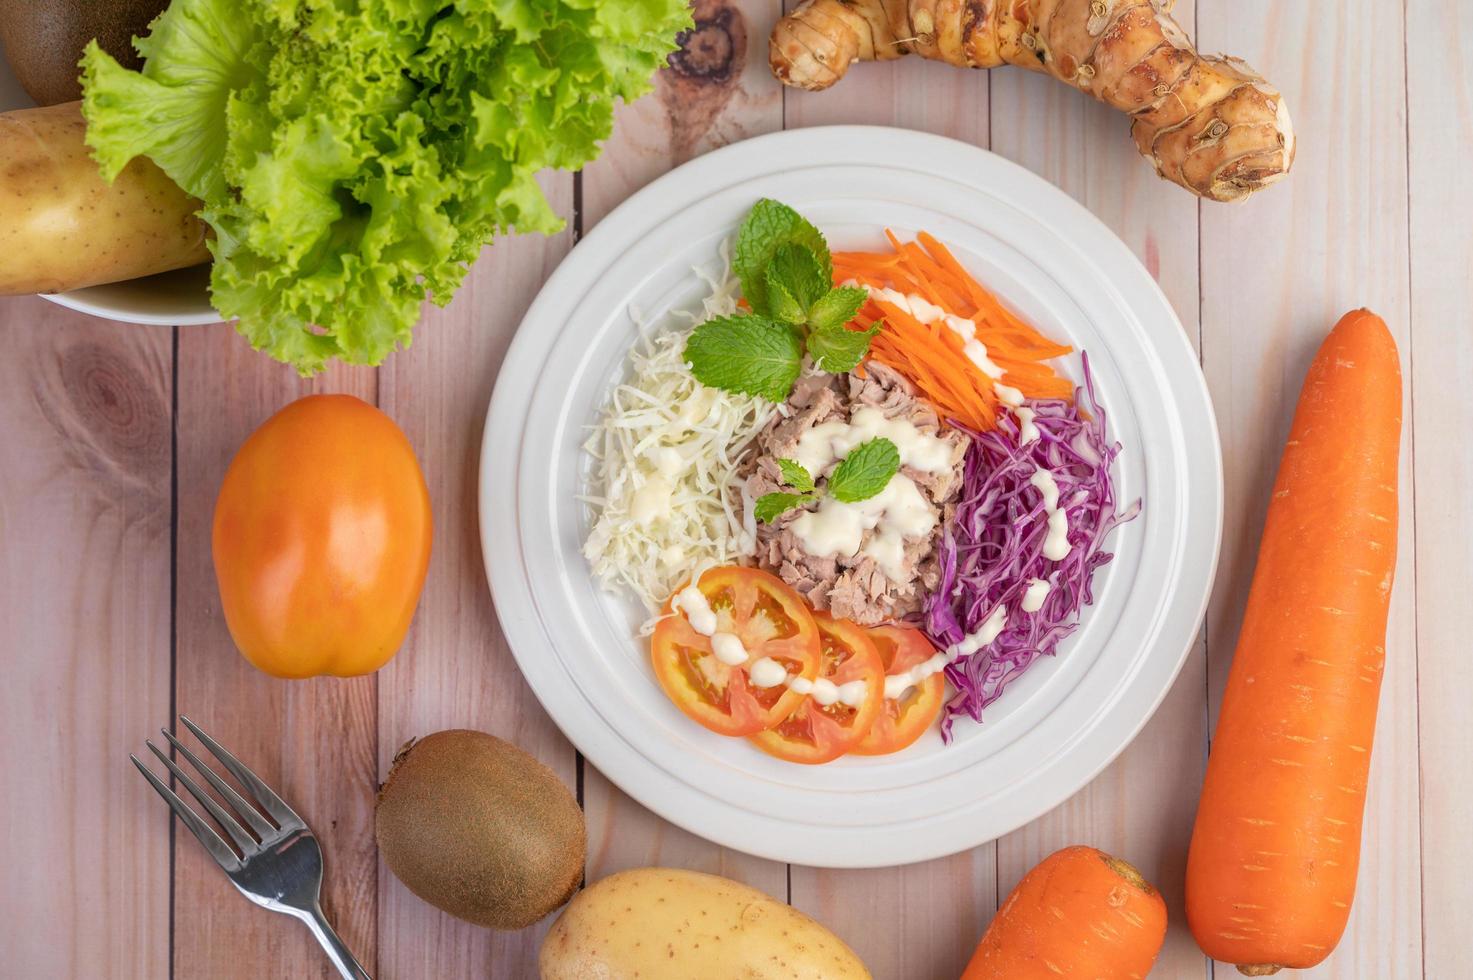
[582,200,1138,764]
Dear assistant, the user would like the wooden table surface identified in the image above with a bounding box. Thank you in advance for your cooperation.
[2,2,1466,977]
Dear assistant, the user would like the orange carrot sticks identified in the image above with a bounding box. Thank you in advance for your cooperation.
[1185,309,1402,975]
[833,231,1073,431]
[961,846,1168,980]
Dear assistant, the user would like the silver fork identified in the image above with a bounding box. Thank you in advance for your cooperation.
[132,715,371,979]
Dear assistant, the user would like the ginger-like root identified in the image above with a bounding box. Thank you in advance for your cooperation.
[770,0,1294,202]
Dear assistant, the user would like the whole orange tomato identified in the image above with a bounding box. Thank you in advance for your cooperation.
[212,394,432,679]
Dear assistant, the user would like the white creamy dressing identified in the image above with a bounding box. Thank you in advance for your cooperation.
[629,477,672,525]
[793,406,954,477]
[709,632,749,666]
[790,476,936,581]
[749,659,868,708]
[1021,577,1051,613]
[875,468,1066,701]
[993,382,1024,407]
[748,656,789,688]
[627,447,688,526]
[883,605,1008,700]
[786,408,951,581]
[673,589,868,707]
[1029,468,1072,561]
[672,586,752,666]
[850,283,1037,437]
[1015,406,1039,446]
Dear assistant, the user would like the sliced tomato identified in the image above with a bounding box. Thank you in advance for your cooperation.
[852,624,946,756]
[650,566,821,737]
[749,612,884,765]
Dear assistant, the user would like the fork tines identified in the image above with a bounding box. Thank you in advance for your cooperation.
[130,715,305,872]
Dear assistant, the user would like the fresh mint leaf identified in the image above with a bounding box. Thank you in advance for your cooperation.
[756,492,816,524]
[828,437,901,502]
[768,243,828,310]
[807,320,880,374]
[777,458,816,493]
[766,277,806,325]
[808,285,869,332]
[684,314,803,402]
[733,199,830,315]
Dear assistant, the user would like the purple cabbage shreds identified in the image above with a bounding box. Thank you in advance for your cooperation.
[924,352,1140,740]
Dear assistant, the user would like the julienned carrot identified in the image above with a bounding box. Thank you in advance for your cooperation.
[833,231,1073,432]
[1186,310,1402,975]
[961,846,1167,980]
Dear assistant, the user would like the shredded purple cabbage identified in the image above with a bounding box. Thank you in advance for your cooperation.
[925,353,1140,739]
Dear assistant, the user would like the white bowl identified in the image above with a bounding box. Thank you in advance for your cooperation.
[0,53,219,325]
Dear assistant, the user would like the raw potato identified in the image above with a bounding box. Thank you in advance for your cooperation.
[539,867,871,980]
[0,101,208,295]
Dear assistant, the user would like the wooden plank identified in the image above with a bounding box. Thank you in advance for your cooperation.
[576,0,790,903]
[1198,0,1422,975]
[0,300,173,978]
[172,325,380,979]
[986,6,1209,973]
[580,0,784,224]
[780,39,998,980]
[1405,5,1473,976]
[374,172,579,977]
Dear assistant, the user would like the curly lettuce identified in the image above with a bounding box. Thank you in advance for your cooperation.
[81,0,691,373]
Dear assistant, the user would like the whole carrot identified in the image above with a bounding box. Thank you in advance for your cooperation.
[1186,310,1402,974]
[961,846,1167,980]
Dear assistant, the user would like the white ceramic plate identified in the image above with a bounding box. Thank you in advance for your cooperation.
[0,57,219,325]
[481,126,1221,868]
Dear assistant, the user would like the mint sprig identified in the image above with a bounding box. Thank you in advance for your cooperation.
[808,320,880,374]
[808,286,868,332]
[684,314,803,402]
[734,200,831,315]
[777,458,816,492]
[767,243,828,315]
[828,438,901,503]
[755,492,815,523]
[756,438,899,523]
[685,200,880,404]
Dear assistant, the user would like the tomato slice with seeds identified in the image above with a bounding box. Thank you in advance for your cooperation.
[749,612,884,765]
[650,566,820,737]
[852,624,946,756]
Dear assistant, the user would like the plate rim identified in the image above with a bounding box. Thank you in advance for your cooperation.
[480,125,1223,867]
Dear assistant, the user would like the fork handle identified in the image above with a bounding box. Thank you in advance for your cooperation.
[299,902,373,980]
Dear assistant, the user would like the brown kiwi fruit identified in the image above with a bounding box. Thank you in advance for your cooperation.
[0,0,169,106]
[375,729,586,930]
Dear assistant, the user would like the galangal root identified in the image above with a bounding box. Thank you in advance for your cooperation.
[770,0,1294,202]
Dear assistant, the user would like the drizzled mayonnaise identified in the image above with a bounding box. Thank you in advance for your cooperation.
[672,586,751,665]
[784,408,952,581]
[749,661,868,707]
[674,588,868,707]
[1015,406,1039,445]
[882,605,1008,700]
[850,283,1036,429]
[793,406,954,477]
[1021,577,1051,613]
[790,475,937,581]
[748,656,788,688]
[1029,468,1071,561]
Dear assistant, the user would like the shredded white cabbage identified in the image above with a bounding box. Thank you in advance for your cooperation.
[582,247,778,628]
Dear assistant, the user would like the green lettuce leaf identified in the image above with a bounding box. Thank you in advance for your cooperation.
[80,0,692,374]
